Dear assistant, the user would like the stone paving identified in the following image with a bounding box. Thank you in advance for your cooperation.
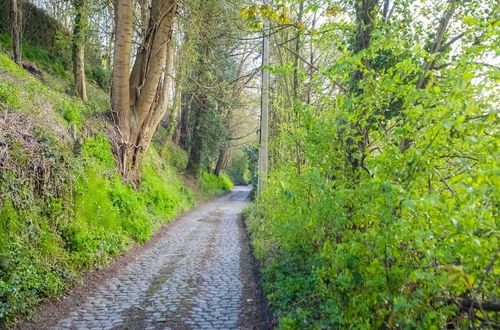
[53,186,252,330]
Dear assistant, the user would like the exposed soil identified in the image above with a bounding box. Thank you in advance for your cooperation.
[237,214,277,330]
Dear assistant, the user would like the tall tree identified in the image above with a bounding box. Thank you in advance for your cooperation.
[10,0,22,64]
[345,0,379,177]
[179,0,246,174]
[72,0,88,101]
[111,0,179,181]
[214,44,258,177]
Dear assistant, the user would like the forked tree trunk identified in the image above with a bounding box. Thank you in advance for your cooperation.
[111,0,179,182]
[73,0,87,101]
[10,0,22,64]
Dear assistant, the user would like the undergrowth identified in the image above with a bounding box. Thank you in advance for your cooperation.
[200,170,234,195]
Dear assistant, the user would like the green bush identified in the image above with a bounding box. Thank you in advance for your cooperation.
[200,170,234,195]
[246,4,499,327]
[81,133,115,169]
[142,166,180,219]
[59,101,82,127]
[89,65,110,90]
[141,149,195,221]
[0,82,22,109]
[0,200,74,324]
[163,141,188,170]
[109,175,151,243]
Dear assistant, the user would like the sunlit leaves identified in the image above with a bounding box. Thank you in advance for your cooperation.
[325,4,341,17]
[249,0,499,327]
[240,3,291,30]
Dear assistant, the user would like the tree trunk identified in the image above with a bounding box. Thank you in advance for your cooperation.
[345,0,378,177]
[292,1,304,101]
[111,0,179,182]
[214,147,227,177]
[10,0,22,64]
[159,38,177,147]
[72,0,87,101]
[176,93,192,149]
[167,75,182,138]
[111,0,133,178]
[186,102,202,174]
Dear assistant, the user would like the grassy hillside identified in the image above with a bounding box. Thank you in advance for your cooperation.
[0,46,232,325]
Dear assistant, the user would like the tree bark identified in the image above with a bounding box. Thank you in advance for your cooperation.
[186,101,202,174]
[292,1,304,101]
[111,0,133,177]
[72,0,87,101]
[158,37,177,147]
[176,93,192,149]
[10,0,22,64]
[111,0,179,182]
[345,0,378,177]
[214,147,227,177]
[166,74,182,139]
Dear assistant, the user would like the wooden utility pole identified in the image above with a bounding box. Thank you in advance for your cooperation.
[257,20,270,198]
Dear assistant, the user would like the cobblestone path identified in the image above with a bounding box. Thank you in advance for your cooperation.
[53,186,261,330]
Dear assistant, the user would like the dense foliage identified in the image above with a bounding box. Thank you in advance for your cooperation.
[246,0,499,328]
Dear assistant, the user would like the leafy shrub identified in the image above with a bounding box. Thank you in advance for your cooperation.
[81,133,115,169]
[163,141,188,170]
[141,149,195,221]
[59,101,82,127]
[0,82,21,109]
[246,2,499,328]
[68,163,125,267]
[89,65,110,90]
[0,200,73,324]
[109,175,151,243]
[200,170,233,195]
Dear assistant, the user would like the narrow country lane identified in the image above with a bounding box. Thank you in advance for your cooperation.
[38,186,270,330]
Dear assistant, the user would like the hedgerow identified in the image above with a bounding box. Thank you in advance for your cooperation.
[245,1,499,328]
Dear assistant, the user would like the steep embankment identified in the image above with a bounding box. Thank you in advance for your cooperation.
[0,49,232,326]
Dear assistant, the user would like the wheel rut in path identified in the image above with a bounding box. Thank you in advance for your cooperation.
[25,185,272,330]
